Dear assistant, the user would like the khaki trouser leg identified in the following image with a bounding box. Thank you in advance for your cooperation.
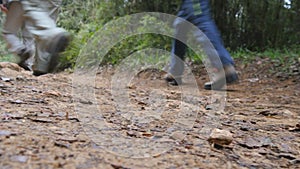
[21,24,35,68]
[2,1,26,56]
[46,0,62,20]
[21,0,67,73]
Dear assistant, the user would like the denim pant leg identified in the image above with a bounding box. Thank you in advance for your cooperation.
[169,17,190,77]
[192,0,234,68]
[195,20,234,68]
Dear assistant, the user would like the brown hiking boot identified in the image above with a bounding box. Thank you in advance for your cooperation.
[204,65,239,90]
[17,48,33,71]
[164,74,182,86]
[33,32,70,76]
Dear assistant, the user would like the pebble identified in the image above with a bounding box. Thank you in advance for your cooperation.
[208,128,233,146]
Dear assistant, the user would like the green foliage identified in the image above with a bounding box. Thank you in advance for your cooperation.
[232,46,300,74]
[58,0,105,69]
[0,0,299,73]
[0,37,12,62]
[211,0,300,50]
[101,15,173,65]
[57,0,182,70]
[232,46,300,61]
[59,23,101,69]
[0,53,15,63]
[0,14,13,62]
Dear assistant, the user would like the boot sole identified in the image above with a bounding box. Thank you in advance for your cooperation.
[204,73,239,90]
[164,75,182,86]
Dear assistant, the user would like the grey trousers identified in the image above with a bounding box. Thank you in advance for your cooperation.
[2,1,34,57]
[2,0,64,72]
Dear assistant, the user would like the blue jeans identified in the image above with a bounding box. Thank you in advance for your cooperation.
[169,0,234,77]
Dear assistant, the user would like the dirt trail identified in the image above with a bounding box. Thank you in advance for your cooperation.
[0,61,299,169]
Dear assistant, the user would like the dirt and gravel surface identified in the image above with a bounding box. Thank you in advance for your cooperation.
[0,60,299,169]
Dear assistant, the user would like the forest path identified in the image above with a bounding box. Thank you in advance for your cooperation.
[0,60,299,169]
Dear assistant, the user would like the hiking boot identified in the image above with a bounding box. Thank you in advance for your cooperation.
[164,74,182,86]
[33,32,70,76]
[204,65,239,90]
[17,48,33,71]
